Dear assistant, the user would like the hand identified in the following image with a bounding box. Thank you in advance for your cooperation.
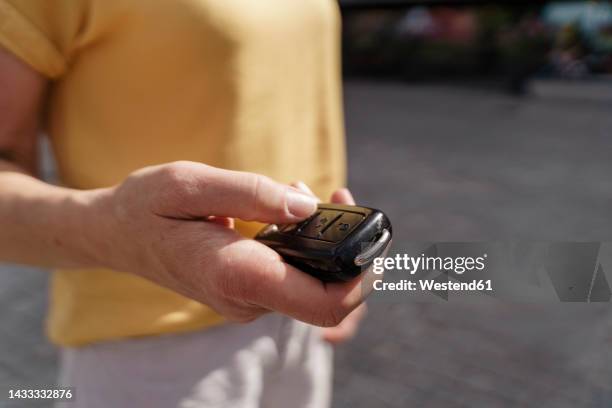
[292,184,368,344]
[85,161,369,327]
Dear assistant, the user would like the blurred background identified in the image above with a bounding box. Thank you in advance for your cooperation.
[342,0,612,92]
[1,0,612,407]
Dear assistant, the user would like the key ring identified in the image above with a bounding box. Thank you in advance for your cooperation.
[354,228,391,266]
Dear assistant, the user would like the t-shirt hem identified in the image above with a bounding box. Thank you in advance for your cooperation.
[47,315,228,348]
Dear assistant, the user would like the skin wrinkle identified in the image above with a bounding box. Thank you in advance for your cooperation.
[180,167,209,217]
[209,240,270,321]
[248,253,284,308]
[250,173,263,222]
[165,166,200,219]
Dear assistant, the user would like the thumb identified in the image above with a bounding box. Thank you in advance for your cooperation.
[154,161,318,224]
[330,188,355,206]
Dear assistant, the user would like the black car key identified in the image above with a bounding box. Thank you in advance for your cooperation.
[255,204,392,282]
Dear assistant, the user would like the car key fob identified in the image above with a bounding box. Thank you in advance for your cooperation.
[255,203,392,282]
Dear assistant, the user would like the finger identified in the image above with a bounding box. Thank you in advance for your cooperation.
[290,181,318,199]
[156,161,318,223]
[330,188,355,205]
[258,264,365,327]
[322,321,356,344]
[229,242,366,327]
[322,303,367,344]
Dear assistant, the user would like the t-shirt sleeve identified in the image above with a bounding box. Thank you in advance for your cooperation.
[0,0,85,78]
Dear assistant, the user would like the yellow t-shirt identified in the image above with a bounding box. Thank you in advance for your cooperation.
[0,0,346,346]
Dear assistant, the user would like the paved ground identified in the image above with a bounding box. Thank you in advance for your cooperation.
[1,79,612,407]
[334,79,612,408]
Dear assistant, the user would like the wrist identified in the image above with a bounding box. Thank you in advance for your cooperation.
[60,186,118,269]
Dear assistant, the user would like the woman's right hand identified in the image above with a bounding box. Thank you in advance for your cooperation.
[84,161,368,326]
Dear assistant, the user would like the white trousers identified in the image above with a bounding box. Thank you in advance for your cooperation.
[57,314,332,408]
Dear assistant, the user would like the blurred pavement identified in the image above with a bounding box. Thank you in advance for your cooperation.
[335,79,612,408]
[1,79,612,407]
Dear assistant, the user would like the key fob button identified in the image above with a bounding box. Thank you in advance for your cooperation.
[297,211,340,239]
[321,212,365,243]
[281,212,319,234]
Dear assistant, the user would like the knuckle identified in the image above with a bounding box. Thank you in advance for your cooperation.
[247,174,286,219]
[160,161,189,184]
[157,162,204,201]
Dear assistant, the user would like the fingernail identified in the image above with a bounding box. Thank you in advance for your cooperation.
[286,190,318,218]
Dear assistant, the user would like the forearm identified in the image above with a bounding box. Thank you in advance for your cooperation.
[0,161,111,269]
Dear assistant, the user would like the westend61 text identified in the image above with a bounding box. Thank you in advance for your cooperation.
[373,279,493,292]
